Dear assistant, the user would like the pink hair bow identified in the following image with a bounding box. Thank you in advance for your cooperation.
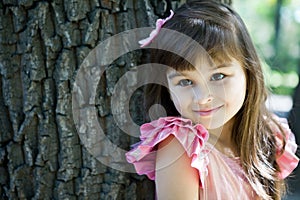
[139,10,174,47]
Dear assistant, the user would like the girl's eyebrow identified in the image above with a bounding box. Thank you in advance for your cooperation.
[167,71,189,79]
[167,63,236,79]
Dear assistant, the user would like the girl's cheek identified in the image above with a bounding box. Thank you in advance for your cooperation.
[209,83,226,97]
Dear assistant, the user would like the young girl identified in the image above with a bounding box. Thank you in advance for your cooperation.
[126,1,299,199]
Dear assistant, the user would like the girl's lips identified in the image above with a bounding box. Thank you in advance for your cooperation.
[195,106,223,116]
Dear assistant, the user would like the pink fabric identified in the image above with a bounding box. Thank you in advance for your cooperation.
[272,117,299,179]
[125,117,209,186]
[125,116,299,199]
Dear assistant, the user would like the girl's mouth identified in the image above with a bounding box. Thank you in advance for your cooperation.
[195,106,223,116]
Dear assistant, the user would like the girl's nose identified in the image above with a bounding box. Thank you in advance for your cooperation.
[192,84,213,105]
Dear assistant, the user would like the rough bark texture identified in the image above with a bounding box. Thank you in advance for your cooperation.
[0,0,181,199]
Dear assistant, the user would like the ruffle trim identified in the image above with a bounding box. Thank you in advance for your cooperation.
[273,117,299,179]
[125,117,209,187]
[126,116,299,186]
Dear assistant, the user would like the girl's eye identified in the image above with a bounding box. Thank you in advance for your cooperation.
[177,79,193,87]
[210,73,226,81]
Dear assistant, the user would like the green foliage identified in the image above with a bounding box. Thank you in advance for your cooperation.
[234,0,300,95]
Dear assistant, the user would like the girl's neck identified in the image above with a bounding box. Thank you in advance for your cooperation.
[208,119,238,158]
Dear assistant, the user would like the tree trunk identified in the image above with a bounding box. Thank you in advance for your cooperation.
[0,0,181,199]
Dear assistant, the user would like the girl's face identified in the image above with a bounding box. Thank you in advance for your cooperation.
[167,58,247,130]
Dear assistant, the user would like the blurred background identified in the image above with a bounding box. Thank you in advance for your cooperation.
[235,0,299,98]
[234,0,300,199]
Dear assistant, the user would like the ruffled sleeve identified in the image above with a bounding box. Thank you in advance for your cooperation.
[125,117,209,187]
[273,116,299,179]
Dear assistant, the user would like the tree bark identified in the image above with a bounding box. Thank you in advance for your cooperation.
[0,0,182,199]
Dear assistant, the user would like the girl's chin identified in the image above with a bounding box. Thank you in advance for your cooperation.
[192,119,226,130]
[179,114,229,129]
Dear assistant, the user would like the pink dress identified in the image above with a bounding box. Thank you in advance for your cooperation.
[125,117,299,199]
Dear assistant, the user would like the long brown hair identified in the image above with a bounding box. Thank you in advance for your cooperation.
[144,1,286,199]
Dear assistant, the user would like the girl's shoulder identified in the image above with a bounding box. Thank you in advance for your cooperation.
[269,115,299,179]
[125,115,299,183]
[125,116,210,185]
